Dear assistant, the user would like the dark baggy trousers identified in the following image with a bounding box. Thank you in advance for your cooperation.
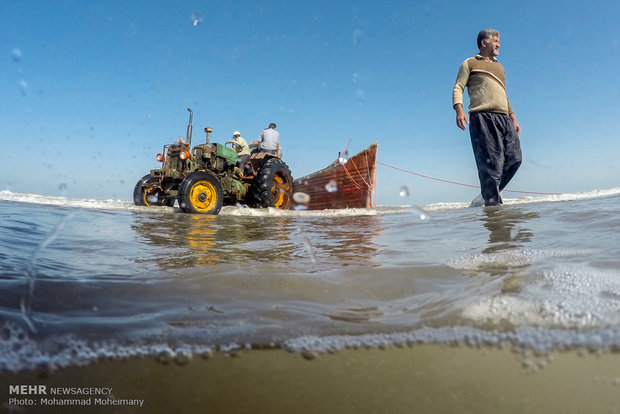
[469,112,522,206]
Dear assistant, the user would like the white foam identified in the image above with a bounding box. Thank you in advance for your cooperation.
[462,265,620,329]
[0,190,408,218]
[423,187,620,212]
[446,248,595,271]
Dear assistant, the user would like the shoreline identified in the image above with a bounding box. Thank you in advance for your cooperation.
[2,345,619,413]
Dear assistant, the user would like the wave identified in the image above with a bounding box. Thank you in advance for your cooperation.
[421,187,620,212]
[2,187,619,217]
[0,190,407,217]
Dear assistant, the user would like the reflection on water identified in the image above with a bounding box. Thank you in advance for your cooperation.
[482,207,537,254]
[130,211,385,270]
[480,207,539,292]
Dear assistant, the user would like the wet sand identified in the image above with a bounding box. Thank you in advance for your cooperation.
[2,345,619,414]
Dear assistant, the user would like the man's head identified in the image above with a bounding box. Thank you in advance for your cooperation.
[268,123,276,129]
[233,131,241,137]
[477,29,500,58]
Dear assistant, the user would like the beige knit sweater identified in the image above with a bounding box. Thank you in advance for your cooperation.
[452,54,514,115]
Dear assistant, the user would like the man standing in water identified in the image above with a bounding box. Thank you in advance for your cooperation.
[453,29,522,206]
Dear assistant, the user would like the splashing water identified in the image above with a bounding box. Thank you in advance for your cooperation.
[297,227,317,263]
[21,212,76,333]
[399,186,410,197]
[325,180,338,193]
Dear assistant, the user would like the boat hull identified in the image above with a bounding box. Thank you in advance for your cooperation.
[292,142,378,210]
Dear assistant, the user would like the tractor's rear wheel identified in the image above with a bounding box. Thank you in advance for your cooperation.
[133,175,175,207]
[250,158,293,209]
[178,171,223,214]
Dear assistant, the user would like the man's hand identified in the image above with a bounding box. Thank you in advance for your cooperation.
[454,104,469,130]
[510,114,521,136]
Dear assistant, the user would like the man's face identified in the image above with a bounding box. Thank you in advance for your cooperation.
[482,36,500,57]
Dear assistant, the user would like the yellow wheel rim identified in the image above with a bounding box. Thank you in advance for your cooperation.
[143,186,159,206]
[271,174,291,208]
[189,181,218,212]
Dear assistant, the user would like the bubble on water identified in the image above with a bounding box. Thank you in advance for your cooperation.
[174,347,192,365]
[156,348,174,364]
[302,350,319,360]
[19,80,28,96]
[325,180,338,193]
[399,186,409,197]
[352,29,363,45]
[11,48,23,62]
[191,12,203,26]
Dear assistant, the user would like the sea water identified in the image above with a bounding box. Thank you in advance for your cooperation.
[1,188,619,372]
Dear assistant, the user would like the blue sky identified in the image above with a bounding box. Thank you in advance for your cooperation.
[1,0,618,205]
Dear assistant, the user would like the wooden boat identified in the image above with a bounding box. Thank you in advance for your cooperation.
[292,142,378,210]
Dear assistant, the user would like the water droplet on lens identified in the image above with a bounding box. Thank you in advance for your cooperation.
[325,180,338,193]
[11,48,22,62]
[409,206,429,221]
[399,186,409,197]
[352,72,359,83]
[191,12,203,26]
[293,192,310,204]
[58,183,68,197]
[19,80,28,96]
[352,29,363,45]
[339,139,350,165]
[356,89,365,105]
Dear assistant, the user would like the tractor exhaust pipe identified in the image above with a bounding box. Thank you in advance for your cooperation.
[186,108,193,147]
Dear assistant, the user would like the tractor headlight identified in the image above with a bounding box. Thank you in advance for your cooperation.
[156,153,165,162]
[180,150,191,160]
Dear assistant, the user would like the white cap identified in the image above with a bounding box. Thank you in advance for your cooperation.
[233,131,241,136]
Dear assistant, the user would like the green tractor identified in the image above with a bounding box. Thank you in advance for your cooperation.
[133,108,293,214]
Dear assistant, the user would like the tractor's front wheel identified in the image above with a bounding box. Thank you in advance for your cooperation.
[178,171,223,214]
[133,175,175,207]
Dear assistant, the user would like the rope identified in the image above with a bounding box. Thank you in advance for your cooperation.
[377,160,562,196]
[342,160,363,189]
[349,157,370,188]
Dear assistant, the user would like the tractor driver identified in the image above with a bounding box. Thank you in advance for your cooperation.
[226,131,251,167]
